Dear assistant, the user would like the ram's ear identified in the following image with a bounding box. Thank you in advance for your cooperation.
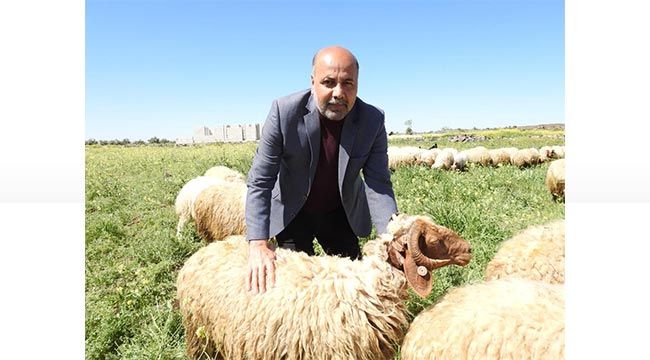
[387,244,404,269]
[403,249,433,298]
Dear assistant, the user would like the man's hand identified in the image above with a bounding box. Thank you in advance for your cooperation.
[247,239,276,294]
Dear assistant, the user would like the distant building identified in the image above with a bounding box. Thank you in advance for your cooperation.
[244,124,261,141]
[194,126,212,136]
[226,125,244,142]
[176,123,262,145]
[212,125,226,142]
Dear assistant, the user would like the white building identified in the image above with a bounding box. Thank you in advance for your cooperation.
[244,124,261,141]
[176,123,262,145]
[225,125,244,142]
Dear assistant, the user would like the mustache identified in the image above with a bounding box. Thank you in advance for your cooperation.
[327,99,347,106]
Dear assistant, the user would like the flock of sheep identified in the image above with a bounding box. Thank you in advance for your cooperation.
[390,144,566,200]
[388,144,564,170]
[172,154,566,359]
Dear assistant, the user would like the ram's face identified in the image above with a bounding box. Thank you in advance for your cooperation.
[419,223,472,266]
[386,217,472,298]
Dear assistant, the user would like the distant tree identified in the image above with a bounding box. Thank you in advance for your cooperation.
[148,137,160,144]
[404,119,413,135]
[99,140,109,145]
[85,138,97,145]
[134,140,146,145]
[120,138,131,145]
[159,138,172,144]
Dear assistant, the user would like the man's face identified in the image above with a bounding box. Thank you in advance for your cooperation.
[311,52,358,121]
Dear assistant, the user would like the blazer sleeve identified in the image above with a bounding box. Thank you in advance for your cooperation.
[362,119,398,234]
[245,100,283,240]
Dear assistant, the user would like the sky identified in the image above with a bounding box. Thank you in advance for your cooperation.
[86,0,564,141]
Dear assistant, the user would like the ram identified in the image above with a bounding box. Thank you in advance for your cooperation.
[176,214,472,360]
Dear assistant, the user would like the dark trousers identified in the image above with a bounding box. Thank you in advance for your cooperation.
[276,206,361,260]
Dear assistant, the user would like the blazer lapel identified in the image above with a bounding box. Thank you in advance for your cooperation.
[338,101,359,192]
[303,94,321,187]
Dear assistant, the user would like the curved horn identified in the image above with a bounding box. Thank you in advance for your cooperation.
[407,221,454,271]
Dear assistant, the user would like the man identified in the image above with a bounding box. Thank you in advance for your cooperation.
[245,46,398,294]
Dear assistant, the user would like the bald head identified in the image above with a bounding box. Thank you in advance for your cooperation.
[310,46,359,121]
[312,46,359,73]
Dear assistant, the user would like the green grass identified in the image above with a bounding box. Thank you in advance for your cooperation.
[85,128,564,359]
[388,127,564,149]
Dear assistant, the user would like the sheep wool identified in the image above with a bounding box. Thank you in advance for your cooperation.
[511,148,540,168]
[193,181,247,242]
[451,151,468,171]
[545,159,566,201]
[501,147,519,163]
[488,148,511,166]
[177,215,472,360]
[204,165,246,183]
[177,236,410,360]
[418,148,440,166]
[388,146,419,169]
[400,278,564,360]
[539,146,557,162]
[432,148,455,170]
[174,176,226,237]
[464,146,491,166]
[485,220,564,284]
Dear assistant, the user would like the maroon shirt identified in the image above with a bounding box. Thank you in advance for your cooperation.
[302,114,345,213]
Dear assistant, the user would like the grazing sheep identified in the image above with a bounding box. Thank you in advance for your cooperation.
[501,147,519,163]
[451,151,468,171]
[538,146,557,162]
[552,145,565,159]
[545,159,566,201]
[432,148,455,170]
[177,215,472,360]
[418,148,440,166]
[488,148,511,167]
[193,181,247,242]
[485,220,564,284]
[400,278,564,360]
[174,176,226,237]
[511,148,540,168]
[204,165,246,183]
[388,146,422,169]
[464,146,491,166]
[528,148,541,163]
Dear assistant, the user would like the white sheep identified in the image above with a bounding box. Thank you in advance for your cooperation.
[501,147,519,163]
[551,145,565,159]
[510,148,540,168]
[174,176,226,237]
[545,159,566,201]
[538,146,557,162]
[488,148,511,167]
[388,146,421,169]
[176,214,472,360]
[192,181,247,242]
[431,148,455,170]
[451,151,468,171]
[400,278,564,360]
[204,165,246,183]
[464,146,491,166]
[485,220,564,284]
[418,148,440,166]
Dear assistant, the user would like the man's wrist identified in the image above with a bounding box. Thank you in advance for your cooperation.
[249,239,269,247]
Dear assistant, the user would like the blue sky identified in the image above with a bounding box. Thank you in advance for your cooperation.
[86,0,564,141]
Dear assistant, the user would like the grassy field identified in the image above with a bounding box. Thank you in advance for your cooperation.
[85,128,564,359]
